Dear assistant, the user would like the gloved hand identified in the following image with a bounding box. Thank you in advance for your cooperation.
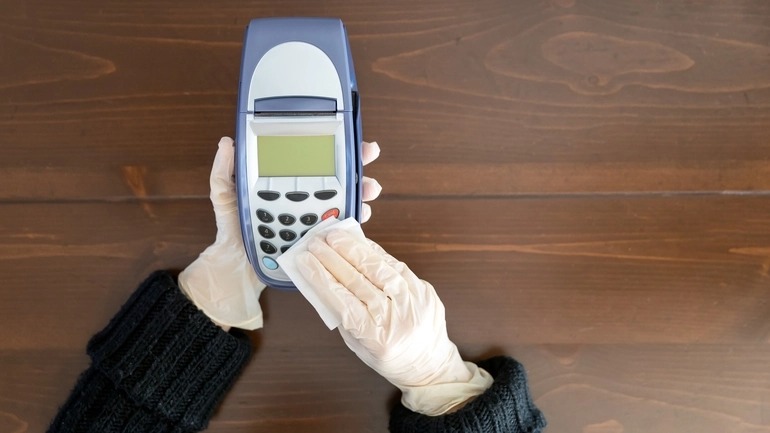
[179,137,382,331]
[295,229,493,415]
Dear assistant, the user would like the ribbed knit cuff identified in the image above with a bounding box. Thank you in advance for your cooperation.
[389,356,546,433]
[51,271,252,433]
[48,368,182,433]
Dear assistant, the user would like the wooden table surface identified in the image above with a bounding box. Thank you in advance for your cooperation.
[2,1,770,432]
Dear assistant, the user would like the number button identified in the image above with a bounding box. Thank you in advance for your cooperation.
[258,225,275,239]
[256,209,274,223]
[300,213,318,226]
[260,241,277,254]
[280,245,291,253]
[279,230,297,242]
[257,190,280,201]
[278,214,296,226]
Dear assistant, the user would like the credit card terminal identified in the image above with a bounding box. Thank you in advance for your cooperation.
[235,18,363,290]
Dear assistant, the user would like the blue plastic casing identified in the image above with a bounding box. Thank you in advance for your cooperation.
[235,18,363,290]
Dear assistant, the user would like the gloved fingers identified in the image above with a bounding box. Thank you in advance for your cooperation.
[360,178,379,223]
[296,250,369,332]
[362,176,382,202]
[363,237,435,308]
[361,203,372,223]
[364,238,422,287]
[361,141,380,166]
[212,201,244,245]
[207,137,244,245]
[338,327,382,368]
[360,142,382,225]
[307,236,389,321]
[325,229,409,302]
[209,137,237,210]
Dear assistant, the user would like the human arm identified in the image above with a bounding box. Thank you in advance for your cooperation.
[48,138,260,432]
[47,271,251,433]
[296,230,547,433]
[389,356,546,433]
[48,138,382,432]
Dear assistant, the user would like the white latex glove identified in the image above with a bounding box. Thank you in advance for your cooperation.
[178,137,266,330]
[295,229,493,415]
[179,138,382,331]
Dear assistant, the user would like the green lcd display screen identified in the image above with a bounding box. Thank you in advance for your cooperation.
[257,135,336,177]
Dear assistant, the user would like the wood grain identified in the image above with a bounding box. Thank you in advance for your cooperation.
[1,197,769,350]
[2,344,769,433]
[2,0,770,432]
[2,0,770,199]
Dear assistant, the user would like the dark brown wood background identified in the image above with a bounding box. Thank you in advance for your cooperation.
[2,1,770,432]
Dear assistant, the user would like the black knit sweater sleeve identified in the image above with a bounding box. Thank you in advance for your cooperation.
[389,357,546,433]
[48,271,252,433]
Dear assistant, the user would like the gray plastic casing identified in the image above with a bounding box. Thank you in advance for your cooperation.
[235,17,363,290]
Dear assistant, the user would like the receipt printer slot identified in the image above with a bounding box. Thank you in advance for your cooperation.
[253,96,337,116]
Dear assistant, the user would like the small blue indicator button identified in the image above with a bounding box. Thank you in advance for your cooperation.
[262,256,279,270]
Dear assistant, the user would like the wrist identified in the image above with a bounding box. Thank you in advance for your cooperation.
[176,275,227,331]
[178,256,265,331]
[410,338,473,387]
[389,357,547,433]
[77,272,252,430]
[398,361,493,416]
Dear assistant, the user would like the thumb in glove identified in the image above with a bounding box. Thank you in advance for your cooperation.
[178,137,266,330]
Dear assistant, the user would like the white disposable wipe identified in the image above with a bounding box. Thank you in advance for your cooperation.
[277,217,365,329]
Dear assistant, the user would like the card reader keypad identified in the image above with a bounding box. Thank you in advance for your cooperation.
[254,190,342,274]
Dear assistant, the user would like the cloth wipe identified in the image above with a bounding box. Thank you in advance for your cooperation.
[277,217,366,329]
